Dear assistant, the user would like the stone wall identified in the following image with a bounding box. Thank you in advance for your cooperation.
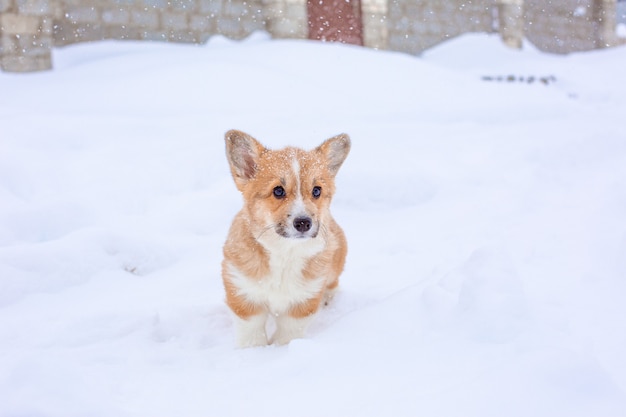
[0,0,268,71]
[387,0,499,54]
[362,0,387,49]
[525,0,617,53]
[1,0,54,71]
[53,0,265,46]
[264,0,308,39]
[386,0,619,55]
[1,0,624,72]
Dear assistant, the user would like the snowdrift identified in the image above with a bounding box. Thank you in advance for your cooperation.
[1,33,625,416]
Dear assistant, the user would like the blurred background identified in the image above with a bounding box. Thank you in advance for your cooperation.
[1,0,626,72]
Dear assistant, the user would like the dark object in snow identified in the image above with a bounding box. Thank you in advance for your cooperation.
[481,75,557,85]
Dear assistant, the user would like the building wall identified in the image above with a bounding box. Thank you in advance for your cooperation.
[1,0,54,71]
[387,0,499,54]
[264,0,308,39]
[525,0,617,53]
[1,0,269,71]
[362,0,387,49]
[53,0,266,46]
[386,0,618,55]
[1,0,623,72]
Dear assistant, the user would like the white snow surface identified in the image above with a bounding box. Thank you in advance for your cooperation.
[1,32,626,416]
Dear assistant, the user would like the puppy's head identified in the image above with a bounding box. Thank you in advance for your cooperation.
[225,130,350,242]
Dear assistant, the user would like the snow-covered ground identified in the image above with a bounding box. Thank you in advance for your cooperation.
[1,33,625,416]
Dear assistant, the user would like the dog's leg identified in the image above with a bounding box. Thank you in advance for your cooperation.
[272,294,322,345]
[271,314,315,345]
[234,312,268,348]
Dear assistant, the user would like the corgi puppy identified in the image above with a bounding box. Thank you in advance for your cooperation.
[222,130,350,347]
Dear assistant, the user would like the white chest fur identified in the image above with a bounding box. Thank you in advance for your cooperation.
[229,235,326,315]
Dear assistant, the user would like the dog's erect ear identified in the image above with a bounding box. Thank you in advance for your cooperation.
[316,133,351,176]
[225,130,265,189]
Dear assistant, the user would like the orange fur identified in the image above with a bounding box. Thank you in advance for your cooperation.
[222,278,264,319]
[289,293,324,319]
[221,130,350,347]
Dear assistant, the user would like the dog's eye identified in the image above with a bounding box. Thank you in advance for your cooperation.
[312,186,322,199]
[273,186,286,199]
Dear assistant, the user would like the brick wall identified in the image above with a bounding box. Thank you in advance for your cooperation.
[1,0,623,72]
[1,0,54,71]
[386,0,619,55]
[53,0,265,46]
[525,0,617,53]
[387,0,499,54]
[264,0,308,39]
[0,0,268,71]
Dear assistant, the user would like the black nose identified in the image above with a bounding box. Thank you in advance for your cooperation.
[293,217,312,233]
